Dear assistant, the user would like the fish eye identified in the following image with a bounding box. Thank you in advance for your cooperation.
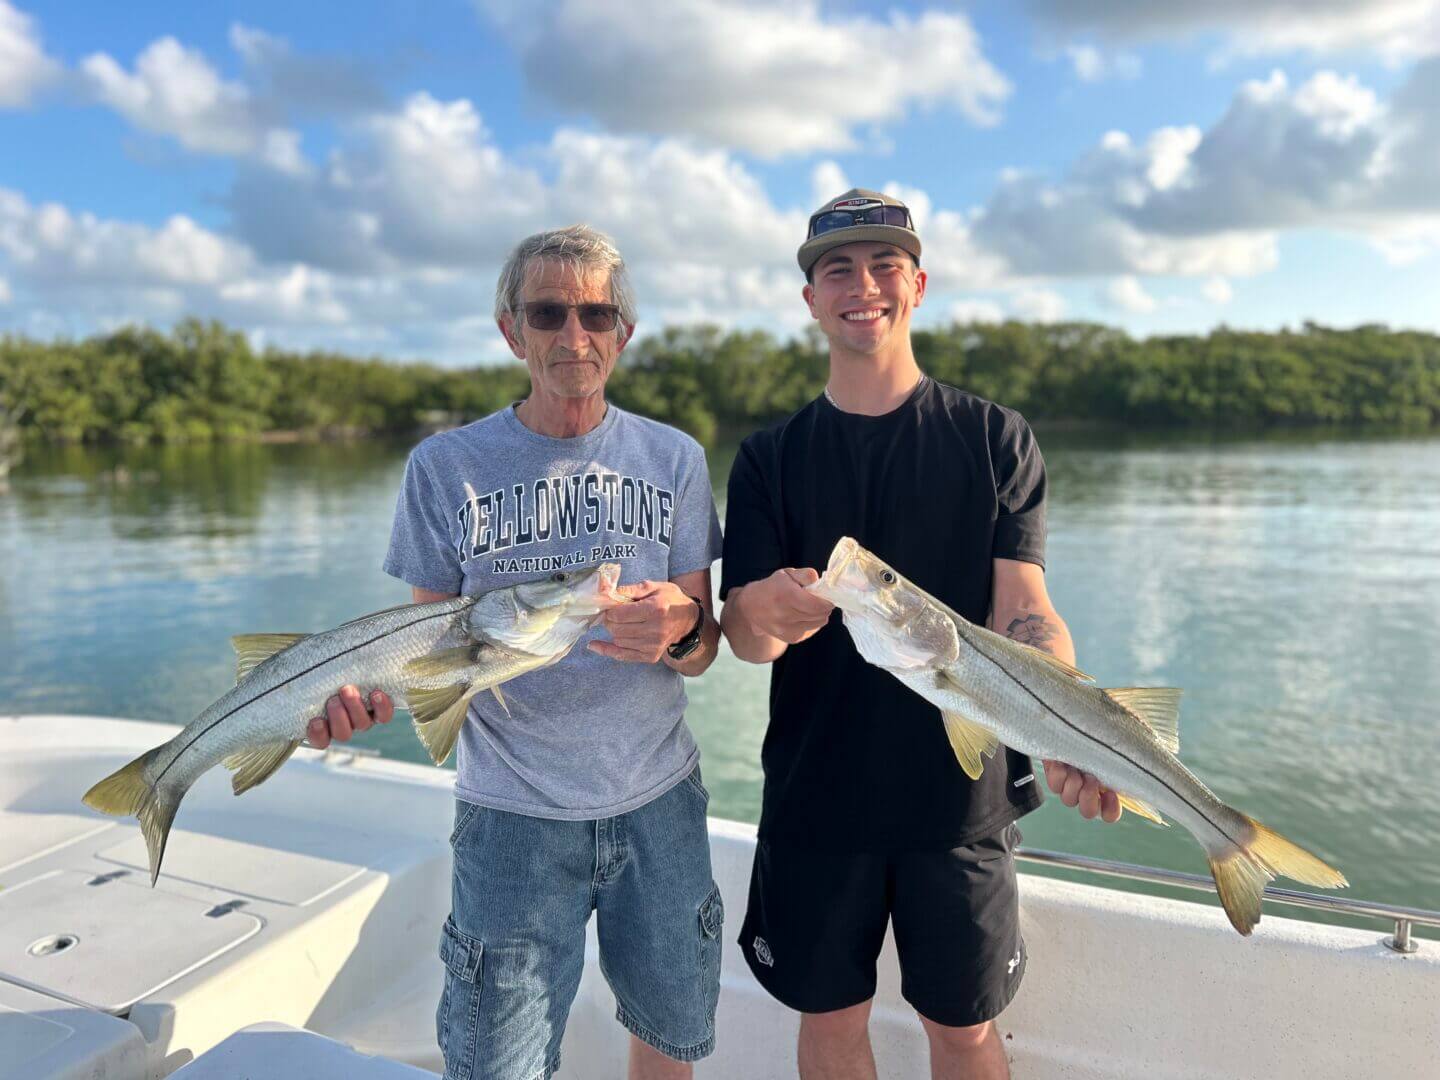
[879,570,897,585]
[550,571,569,583]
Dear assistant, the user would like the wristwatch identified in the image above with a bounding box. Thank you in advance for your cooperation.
[666,595,707,660]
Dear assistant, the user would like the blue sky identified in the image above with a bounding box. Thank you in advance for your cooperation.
[2,0,1439,364]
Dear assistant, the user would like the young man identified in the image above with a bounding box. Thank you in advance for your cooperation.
[720,189,1120,1080]
[311,225,724,1080]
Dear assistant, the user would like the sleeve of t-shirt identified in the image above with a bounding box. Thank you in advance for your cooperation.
[991,410,1048,569]
[382,443,464,594]
[719,436,783,600]
[666,441,724,578]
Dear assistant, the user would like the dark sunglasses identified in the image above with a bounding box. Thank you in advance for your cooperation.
[807,205,912,238]
[518,301,622,332]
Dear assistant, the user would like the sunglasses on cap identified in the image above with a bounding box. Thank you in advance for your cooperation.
[807,205,913,238]
[518,301,622,332]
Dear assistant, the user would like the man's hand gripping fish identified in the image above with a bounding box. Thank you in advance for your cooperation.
[84,562,626,884]
[808,536,1346,936]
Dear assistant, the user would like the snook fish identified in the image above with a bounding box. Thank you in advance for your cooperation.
[808,536,1346,935]
[84,563,624,884]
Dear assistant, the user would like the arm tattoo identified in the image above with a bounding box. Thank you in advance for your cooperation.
[1006,613,1058,652]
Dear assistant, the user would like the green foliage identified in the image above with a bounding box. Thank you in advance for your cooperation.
[0,318,1436,445]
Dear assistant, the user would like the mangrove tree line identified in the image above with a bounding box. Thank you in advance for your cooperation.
[1,318,1436,446]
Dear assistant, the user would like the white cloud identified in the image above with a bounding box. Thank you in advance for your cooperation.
[1102,275,1158,313]
[1026,0,1440,61]
[810,161,851,210]
[0,1,59,107]
[1202,276,1234,303]
[950,298,1006,324]
[1011,288,1067,322]
[0,187,360,334]
[0,189,252,286]
[80,36,302,160]
[0,276,10,304]
[972,63,1440,278]
[473,0,1011,155]
[1066,44,1142,82]
[228,23,386,117]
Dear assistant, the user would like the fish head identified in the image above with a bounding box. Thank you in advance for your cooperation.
[512,561,624,615]
[808,537,960,670]
[469,562,624,655]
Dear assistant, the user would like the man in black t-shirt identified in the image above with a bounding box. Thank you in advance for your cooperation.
[719,189,1121,1080]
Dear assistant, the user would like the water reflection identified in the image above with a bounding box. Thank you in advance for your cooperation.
[2,428,1438,923]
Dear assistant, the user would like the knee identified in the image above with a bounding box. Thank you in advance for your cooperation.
[920,1016,993,1053]
[800,1000,873,1045]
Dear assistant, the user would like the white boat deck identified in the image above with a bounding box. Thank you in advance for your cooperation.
[2,714,1436,1079]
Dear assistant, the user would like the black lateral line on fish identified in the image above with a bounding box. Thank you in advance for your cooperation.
[153,603,469,788]
[965,634,1245,852]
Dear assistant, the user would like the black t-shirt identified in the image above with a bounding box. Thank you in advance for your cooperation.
[720,377,1049,852]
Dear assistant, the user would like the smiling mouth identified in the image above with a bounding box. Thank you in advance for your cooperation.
[842,309,888,323]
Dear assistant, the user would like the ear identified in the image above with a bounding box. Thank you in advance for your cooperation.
[498,314,526,360]
[912,268,927,309]
[802,283,819,320]
[617,322,635,353]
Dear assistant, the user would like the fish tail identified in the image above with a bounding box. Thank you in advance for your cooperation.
[1206,814,1347,935]
[83,746,182,887]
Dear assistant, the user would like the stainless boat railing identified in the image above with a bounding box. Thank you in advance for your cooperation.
[1016,847,1440,955]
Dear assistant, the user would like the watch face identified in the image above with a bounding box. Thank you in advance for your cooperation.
[668,635,701,660]
[667,597,705,659]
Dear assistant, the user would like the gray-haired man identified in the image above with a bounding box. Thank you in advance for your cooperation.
[311,225,724,1080]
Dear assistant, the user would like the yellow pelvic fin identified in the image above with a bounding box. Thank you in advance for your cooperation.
[940,711,1000,780]
[1115,794,1168,826]
[222,740,302,796]
[1207,814,1347,936]
[404,645,484,679]
[231,633,309,683]
[82,745,178,886]
[491,684,510,717]
[1103,688,1183,754]
[405,682,479,766]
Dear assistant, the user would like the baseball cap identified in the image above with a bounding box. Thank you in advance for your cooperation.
[797,188,921,275]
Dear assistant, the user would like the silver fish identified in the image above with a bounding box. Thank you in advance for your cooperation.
[808,536,1346,935]
[84,563,624,884]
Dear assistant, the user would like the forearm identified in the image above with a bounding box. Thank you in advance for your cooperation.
[720,585,788,664]
[991,606,1076,666]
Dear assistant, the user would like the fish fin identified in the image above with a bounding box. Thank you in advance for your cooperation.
[231,633,309,683]
[403,645,483,679]
[940,711,1000,780]
[82,746,180,886]
[1103,688,1182,754]
[1207,815,1347,935]
[1115,794,1168,826]
[405,682,479,765]
[222,739,302,796]
[1022,647,1095,682]
[961,619,1096,681]
[490,684,510,717]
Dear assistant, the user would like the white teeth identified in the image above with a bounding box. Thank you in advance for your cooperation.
[843,310,885,322]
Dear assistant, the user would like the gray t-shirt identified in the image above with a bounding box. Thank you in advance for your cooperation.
[383,403,723,819]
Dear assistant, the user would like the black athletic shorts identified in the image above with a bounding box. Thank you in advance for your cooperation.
[738,823,1026,1028]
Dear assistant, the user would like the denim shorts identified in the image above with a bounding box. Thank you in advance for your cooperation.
[436,766,722,1080]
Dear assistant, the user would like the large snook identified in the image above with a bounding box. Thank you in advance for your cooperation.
[84,563,624,884]
[808,537,1346,935]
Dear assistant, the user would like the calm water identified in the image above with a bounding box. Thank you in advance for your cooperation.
[3,430,1438,932]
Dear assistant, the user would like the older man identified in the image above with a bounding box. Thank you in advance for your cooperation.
[312,225,724,1080]
[721,190,1120,1080]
